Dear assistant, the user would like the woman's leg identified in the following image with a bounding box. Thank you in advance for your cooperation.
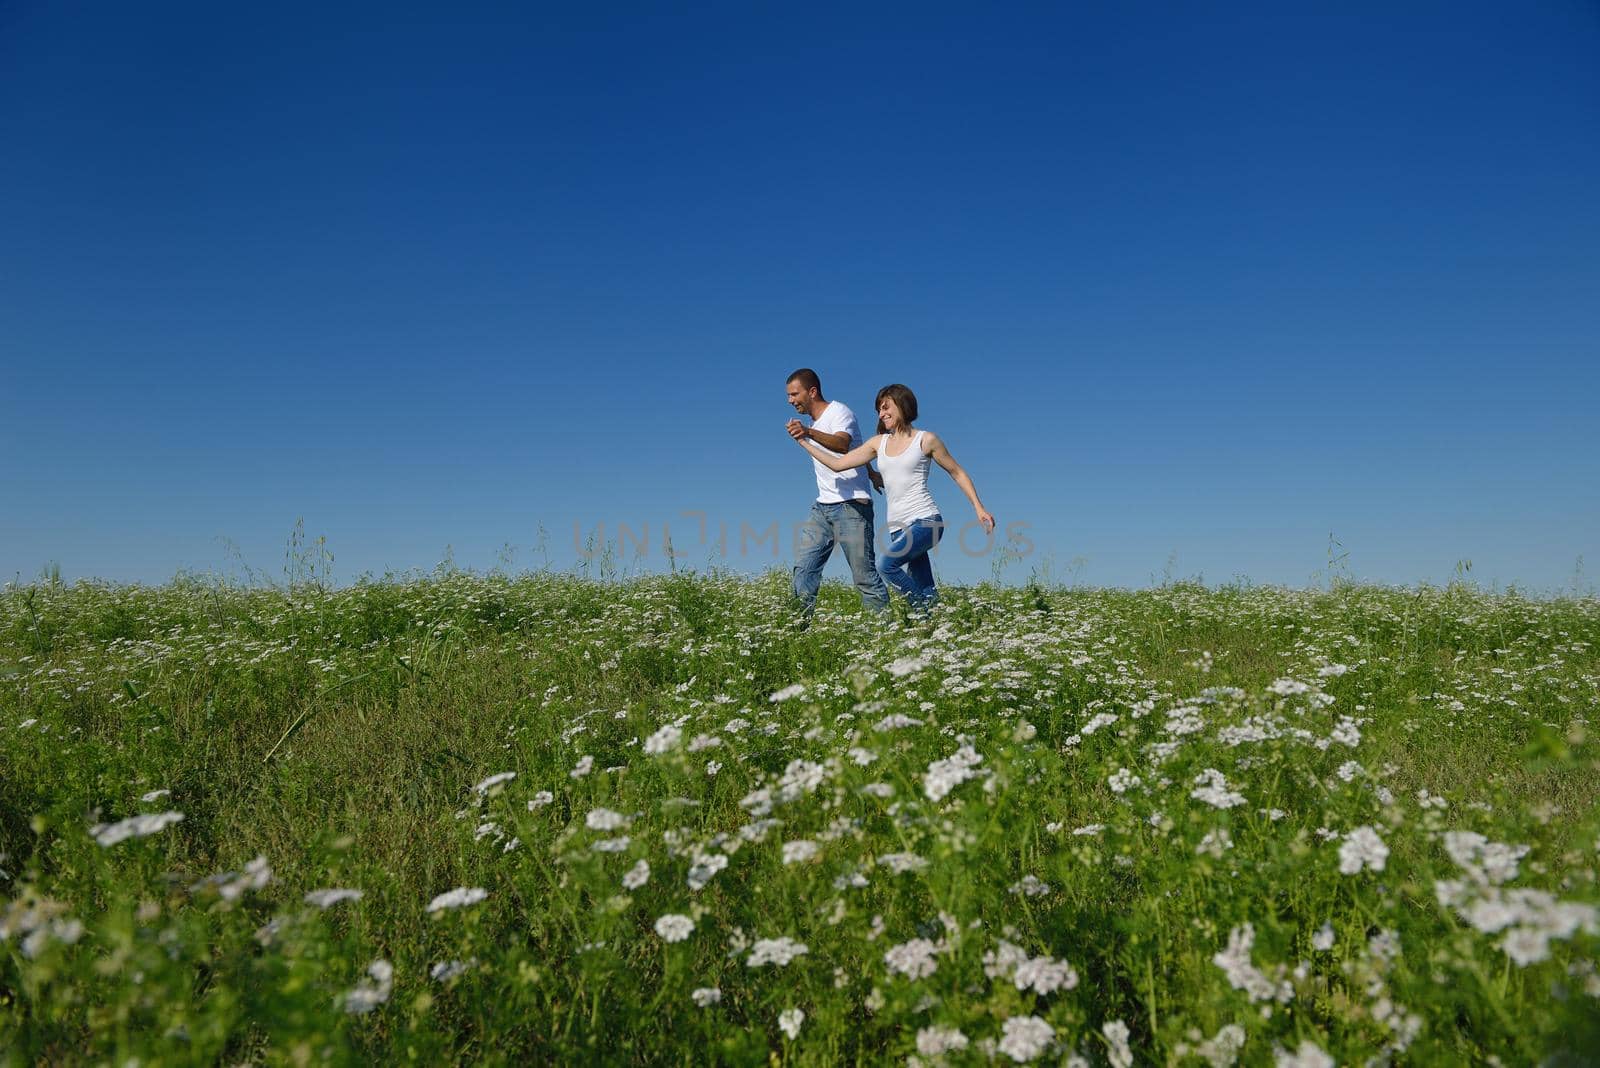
[877,525,920,603]
[907,519,941,605]
[879,520,940,607]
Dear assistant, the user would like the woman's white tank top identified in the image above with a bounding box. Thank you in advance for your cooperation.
[877,431,940,531]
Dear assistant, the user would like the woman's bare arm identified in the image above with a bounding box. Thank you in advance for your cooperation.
[923,432,995,532]
[797,432,881,472]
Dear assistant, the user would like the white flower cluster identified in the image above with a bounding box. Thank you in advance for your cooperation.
[982,938,1077,995]
[782,839,819,865]
[1176,1023,1246,1067]
[430,959,476,982]
[777,759,828,801]
[1080,712,1118,735]
[654,914,695,942]
[884,937,943,979]
[191,855,273,901]
[0,896,84,960]
[1435,831,1598,965]
[585,807,631,830]
[878,852,930,875]
[886,655,928,677]
[1274,1040,1333,1067]
[687,851,729,891]
[1337,825,1389,874]
[924,744,984,802]
[305,887,364,909]
[426,887,488,913]
[1190,769,1245,809]
[343,959,393,1014]
[1107,767,1141,794]
[746,936,809,967]
[997,1015,1053,1063]
[1103,1019,1133,1068]
[89,811,185,847]
[916,1025,969,1057]
[472,771,516,796]
[622,859,651,889]
[1212,923,1293,1003]
[644,724,683,754]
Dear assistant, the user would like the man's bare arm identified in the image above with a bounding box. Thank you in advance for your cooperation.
[786,420,853,453]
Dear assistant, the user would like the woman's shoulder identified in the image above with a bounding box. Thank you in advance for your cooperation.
[917,429,941,453]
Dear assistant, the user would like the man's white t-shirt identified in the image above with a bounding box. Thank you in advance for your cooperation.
[809,400,873,503]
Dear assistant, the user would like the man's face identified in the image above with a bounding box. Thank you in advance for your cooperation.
[786,380,816,413]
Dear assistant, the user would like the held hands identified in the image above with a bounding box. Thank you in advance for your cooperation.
[785,419,810,443]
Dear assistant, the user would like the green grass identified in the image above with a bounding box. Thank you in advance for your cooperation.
[2,571,1597,1065]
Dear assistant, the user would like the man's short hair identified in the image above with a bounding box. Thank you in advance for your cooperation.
[787,368,821,393]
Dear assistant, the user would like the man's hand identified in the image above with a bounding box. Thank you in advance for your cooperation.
[869,469,885,494]
[786,419,809,442]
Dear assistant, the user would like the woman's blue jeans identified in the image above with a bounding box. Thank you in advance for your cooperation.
[879,515,943,608]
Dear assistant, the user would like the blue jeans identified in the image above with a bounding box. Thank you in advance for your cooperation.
[793,500,889,615]
[879,515,943,608]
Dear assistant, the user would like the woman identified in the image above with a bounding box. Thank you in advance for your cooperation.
[792,383,993,609]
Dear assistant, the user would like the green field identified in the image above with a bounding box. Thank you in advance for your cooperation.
[2,572,1597,1065]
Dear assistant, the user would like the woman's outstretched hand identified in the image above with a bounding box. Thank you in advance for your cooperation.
[976,509,996,534]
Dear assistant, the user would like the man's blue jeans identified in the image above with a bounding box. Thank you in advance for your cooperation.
[793,500,889,616]
[879,515,944,608]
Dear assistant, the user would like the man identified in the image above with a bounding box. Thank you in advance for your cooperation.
[784,368,890,621]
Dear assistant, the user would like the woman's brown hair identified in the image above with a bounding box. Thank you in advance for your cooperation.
[874,383,919,435]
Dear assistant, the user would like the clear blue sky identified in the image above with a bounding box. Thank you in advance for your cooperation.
[3,1,1597,591]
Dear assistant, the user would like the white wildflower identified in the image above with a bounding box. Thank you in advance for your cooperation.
[586,808,631,831]
[1104,1019,1133,1068]
[644,725,683,754]
[917,1025,970,1056]
[878,852,930,874]
[90,811,185,847]
[692,986,722,1007]
[1190,770,1245,809]
[1013,955,1078,995]
[430,958,475,981]
[687,851,729,891]
[778,1007,805,1039]
[747,936,809,967]
[343,959,393,1014]
[622,860,651,889]
[654,914,695,943]
[884,938,941,980]
[305,888,363,909]
[998,1014,1053,1063]
[782,840,820,865]
[1274,1040,1333,1068]
[473,771,516,796]
[1108,767,1141,794]
[1338,825,1389,874]
[426,887,488,913]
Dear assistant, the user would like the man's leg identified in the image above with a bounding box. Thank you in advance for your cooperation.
[792,503,835,621]
[836,500,889,612]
